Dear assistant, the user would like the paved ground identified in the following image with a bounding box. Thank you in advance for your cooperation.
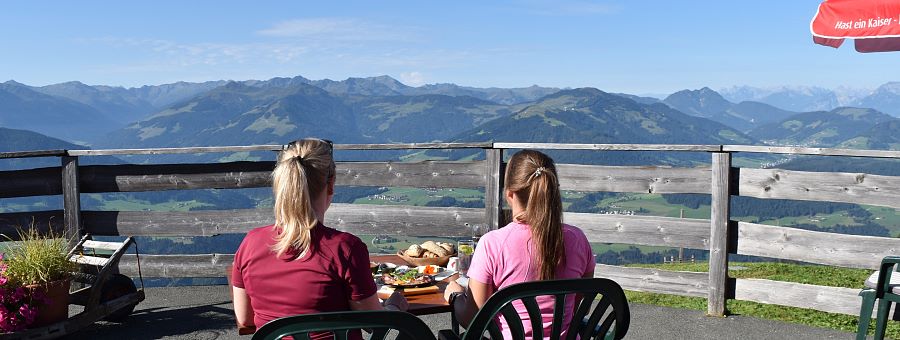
[63,285,858,339]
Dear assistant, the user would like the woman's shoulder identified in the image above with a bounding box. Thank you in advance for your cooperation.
[562,223,589,240]
[319,225,366,247]
[243,225,276,241]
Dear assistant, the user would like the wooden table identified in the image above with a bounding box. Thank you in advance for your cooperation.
[371,254,455,316]
[233,254,454,334]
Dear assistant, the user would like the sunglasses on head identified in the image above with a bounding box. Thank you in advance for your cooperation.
[285,138,333,151]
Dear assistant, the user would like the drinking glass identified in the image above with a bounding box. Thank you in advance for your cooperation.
[457,239,475,277]
[471,224,488,245]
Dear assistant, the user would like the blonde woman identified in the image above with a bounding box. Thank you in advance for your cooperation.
[231,138,407,338]
[444,149,595,339]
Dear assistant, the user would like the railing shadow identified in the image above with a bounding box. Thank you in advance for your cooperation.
[62,301,237,339]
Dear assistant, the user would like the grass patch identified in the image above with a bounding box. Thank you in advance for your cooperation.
[98,199,213,212]
[624,262,895,337]
[351,187,483,206]
[628,262,871,288]
[590,243,672,255]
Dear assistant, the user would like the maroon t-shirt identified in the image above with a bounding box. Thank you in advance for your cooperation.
[232,223,376,337]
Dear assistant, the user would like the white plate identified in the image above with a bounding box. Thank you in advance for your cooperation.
[434,270,457,281]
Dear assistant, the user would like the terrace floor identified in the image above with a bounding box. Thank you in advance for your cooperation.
[61,286,857,339]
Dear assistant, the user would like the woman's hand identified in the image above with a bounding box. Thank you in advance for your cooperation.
[444,280,465,301]
[382,290,409,311]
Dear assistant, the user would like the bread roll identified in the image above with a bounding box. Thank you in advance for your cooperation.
[405,244,425,257]
[423,251,439,258]
[438,242,455,254]
[421,241,449,257]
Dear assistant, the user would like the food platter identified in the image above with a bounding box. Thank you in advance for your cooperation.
[378,271,436,288]
[373,264,444,288]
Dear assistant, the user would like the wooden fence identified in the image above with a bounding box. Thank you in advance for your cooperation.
[1,143,899,318]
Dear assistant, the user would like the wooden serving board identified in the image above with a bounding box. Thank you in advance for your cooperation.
[377,285,439,298]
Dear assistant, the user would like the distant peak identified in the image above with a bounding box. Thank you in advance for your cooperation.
[57,80,87,86]
[222,81,250,90]
[874,81,900,93]
[3,80,25,86]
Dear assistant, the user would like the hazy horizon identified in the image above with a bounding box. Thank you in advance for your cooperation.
[3,1,899,95]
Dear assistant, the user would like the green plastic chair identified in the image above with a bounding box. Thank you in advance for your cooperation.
[251,310,437,340]
[439,278,630,340]
[858,256,900,340]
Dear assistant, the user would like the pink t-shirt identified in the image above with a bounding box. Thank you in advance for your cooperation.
[466,221,595,339]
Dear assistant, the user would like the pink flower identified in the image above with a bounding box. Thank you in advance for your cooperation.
[0,275,7,286]
[18,304,37,325]
[0,308,23,332]
[11,287,25,303]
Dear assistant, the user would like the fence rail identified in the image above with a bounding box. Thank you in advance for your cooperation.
[1,143,899,318]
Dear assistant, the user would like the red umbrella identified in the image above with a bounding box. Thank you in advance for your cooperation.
[811,0,900,52]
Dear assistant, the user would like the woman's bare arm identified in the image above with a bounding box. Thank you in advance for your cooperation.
[445,278,494,327]
[232,286,255,329]
[348,291,409,311]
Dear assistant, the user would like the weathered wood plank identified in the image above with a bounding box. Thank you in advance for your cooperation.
[82,240,125,251]
[0,210,65,239]
[326,204,482,237]
[735,221,900,269]
[71,255,109,266]
[734,278,862,316]
[0,149,66,159]
[67,145,282,156]
[335,142,492,150]
[0,167,62,198]
[493,143,721,152]
[708,152,731,317]
[564,213,709,249]
[484,149,503,230]
[594,264,708,297]
[723,145,900,159]
[67,142,493,156]
[61,156,83,243]
[62,143,900,158]
[79,162,276,193]
[336,161,485,189]
[118,254,233,278]
[557,164,711,194]
[737,167,900,209]
[82,204,482,237]
[79,161,485,192]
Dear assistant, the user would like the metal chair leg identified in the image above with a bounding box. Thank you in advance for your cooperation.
[858,290,876,340]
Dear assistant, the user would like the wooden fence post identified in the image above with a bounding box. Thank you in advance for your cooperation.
[61,155,83,245]
[708,151,731,317]
[484,148,503,231]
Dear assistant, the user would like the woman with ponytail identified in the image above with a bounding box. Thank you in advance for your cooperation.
[444,150,595,339]
[231,138,407,338]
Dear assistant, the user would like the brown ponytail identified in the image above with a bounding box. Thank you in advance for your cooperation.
[504,149,564,280]
[271,139,335,258]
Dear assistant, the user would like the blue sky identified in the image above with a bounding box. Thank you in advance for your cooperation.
[1,1,897,95]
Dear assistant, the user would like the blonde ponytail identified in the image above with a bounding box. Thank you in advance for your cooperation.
[505,150,565,280]
[271,139,335,258]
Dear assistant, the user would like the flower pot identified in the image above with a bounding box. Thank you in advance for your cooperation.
[25,279,70,328]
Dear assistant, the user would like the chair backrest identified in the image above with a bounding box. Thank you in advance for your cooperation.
[250,310,437,340]
[462,278,629,340]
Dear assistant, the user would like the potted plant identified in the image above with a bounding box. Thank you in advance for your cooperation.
[0,228,76,331]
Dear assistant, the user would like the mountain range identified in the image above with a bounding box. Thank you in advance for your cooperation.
[2,75,899,161]
[719,83,900,117]
[662,87,797,132]
[748,107,895,147]
[432,88,756,165]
